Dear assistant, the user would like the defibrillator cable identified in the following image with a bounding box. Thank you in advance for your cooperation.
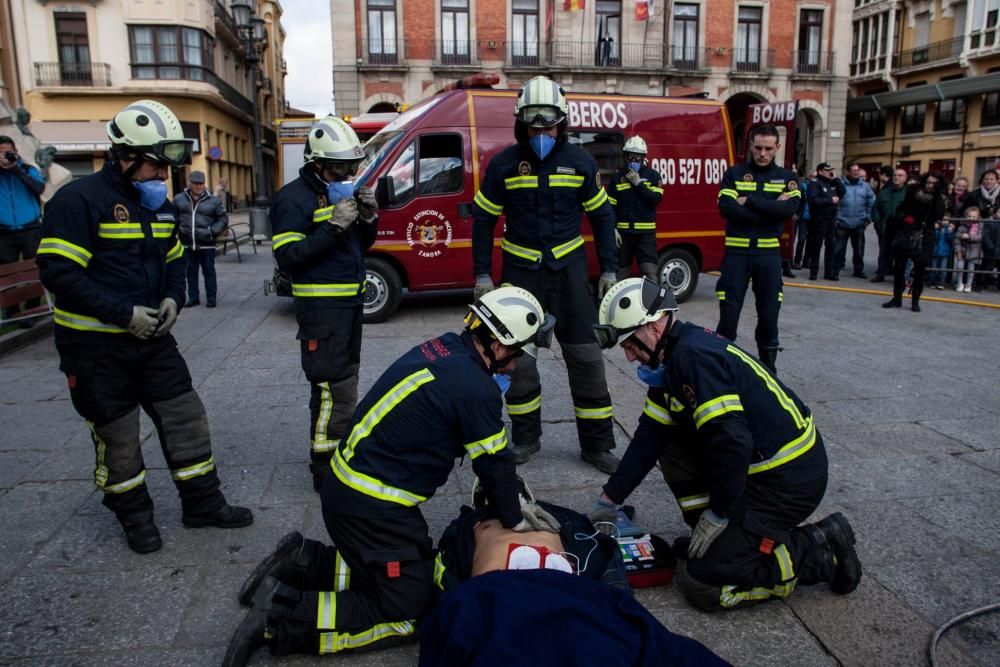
[569,523,618,576]
[928,602,1000,667]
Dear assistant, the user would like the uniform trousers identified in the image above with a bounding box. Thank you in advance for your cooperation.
[715,250,782,348]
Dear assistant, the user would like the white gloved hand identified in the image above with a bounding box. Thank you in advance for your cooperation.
[128,306,160,340]
[688,509,729,559]
[330,197,359,232]
[474,274,495,301]
[625,169,641,186]
[587,496,619,535]
[597,272,618,301]
[152,298,178,338]
[615,230,622,248]
[355,186,378,223]
[513,502,562,534]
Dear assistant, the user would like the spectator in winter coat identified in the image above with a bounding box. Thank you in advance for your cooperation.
[929,216,954,289]
[175,170,228,307]
[834,163,875,279]
[805,163,845,280]
[953,206,983,293]
[870,168,908,283]
[883,171,946,312]
[967,170,1000,290]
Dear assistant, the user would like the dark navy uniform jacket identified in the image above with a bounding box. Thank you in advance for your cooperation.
[472,139,617,275]
[717,160,800,253]
[37,162,186,346]
[270,165,377,317]
[604,321,826,521]
[324,331,522,527]
[606,165,663,234]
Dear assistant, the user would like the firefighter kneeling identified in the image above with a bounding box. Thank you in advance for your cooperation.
[224,287,559,664]
[587,278,861,611]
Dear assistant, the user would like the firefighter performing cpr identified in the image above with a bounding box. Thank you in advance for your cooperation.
[223,286,558,664]
[587,278,862,611]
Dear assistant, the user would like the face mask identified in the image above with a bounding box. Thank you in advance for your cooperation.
[636,363,666,388]
[493,373,511,395]
[327,180,355,203]
[628,161,642,172]
[134,179,168,210]
[529,134,555,161]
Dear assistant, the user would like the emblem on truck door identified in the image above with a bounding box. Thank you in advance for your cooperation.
[406,209,453,259]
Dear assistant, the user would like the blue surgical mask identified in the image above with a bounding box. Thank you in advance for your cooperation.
[133,179,168,210]
[628,161,642,172]
[636,363,666,388]
[529,134,556,161]
[327,180,355,203]
[493,373,511,395]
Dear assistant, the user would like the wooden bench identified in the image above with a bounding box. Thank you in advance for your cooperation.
[215,221,257,263]
[0,258,52,327]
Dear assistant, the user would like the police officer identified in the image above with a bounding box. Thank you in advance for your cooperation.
[269,116,377,491]
[587,278,861,611]
[607,135,663,281]
[223,287,560,664]
[715,124,800,373]
[36,100,252,554]
[472,76,620,473]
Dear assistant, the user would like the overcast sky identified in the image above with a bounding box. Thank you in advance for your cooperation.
[280,0,334,117]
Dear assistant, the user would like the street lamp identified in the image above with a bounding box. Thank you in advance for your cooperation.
[232,0,271,240]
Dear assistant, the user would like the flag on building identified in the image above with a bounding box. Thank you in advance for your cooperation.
[564,0,584,11]
[635,0,649,20]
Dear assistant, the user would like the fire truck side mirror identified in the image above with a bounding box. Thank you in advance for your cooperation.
[375,175,396,208]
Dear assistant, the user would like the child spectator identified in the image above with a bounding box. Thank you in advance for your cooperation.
[929,216,954,289]
[953,206,982,293]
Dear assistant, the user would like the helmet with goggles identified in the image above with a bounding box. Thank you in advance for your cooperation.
[107,100,192,166]
[623,136,648,157]
[304,115,365,165]
[514,76,568,128]
[466,286,555,357]
[594,278,677,349]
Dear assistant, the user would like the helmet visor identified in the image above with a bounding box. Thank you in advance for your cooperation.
[518,105,564,128]
[150,140,193,167]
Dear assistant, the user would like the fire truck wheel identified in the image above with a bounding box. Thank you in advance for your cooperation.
[656,248,699,304]
[363,257,403,323]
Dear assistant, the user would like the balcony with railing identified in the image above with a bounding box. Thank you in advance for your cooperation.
[206,70,253,112]
[546,41,669,70]
[359,38,408,67]
[892,36,963,69]
[431,40,481,68]
[792,50,835,76]
[730,48,775,74]
[34,62,112,87]
[667,46,713,72]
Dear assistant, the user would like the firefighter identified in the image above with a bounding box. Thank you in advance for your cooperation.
[472,75,620,473]
[607,135,663,281]
[269,115,377,492]
[715,124,800,374]
[223,287,560,665]
[588,278,861,611]
[36,100,252,554]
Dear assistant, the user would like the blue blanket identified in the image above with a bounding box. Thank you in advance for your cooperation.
[419,569,729,666]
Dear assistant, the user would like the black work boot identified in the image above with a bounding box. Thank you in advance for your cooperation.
[182,504,254,529]
[757,346,779,375]
[238,532,306,606]
[581,450,621,474]
[224,577,278,667]
[118,511,162,554]
[815,513,862,594]
[512,440,541,464]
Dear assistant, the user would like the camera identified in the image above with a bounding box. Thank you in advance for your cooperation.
[3,151,16,162]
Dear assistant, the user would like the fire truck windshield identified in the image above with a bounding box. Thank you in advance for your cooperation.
[356,130,405,185]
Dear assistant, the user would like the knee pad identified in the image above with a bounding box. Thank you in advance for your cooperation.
[150,391,211,463]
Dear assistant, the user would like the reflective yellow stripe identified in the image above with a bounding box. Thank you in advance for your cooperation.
[501,238,543,262]
[54,307,126,333]
[725,237,751,248]
[549,174,584,187]
[504,175,539,190]
[344,369,436,459]
[292,283,362,298]
[718,188,739,200]
[272,231,306,250]
[171,456,215,481]
[465,429,507,460]
[433,553,446,590]
[616,222,630,229]
[726,345,806,428]
[785,189,801,198]
[474,190,503,216]
[677,494,710,511]
[89,421,109,489]
[334,551,351,592]
[574,405,613,420]
[103,470,146,494]
[98,222,144,239]
[631,222,656,230]
[716,290,726,300]
[332,452,428,506]
[762,184,786,193]
[719,544,796,608]
[552,235,584,258]
[317,591,336,630]
[693,394,744,429]
[643,397,674,425]
[506,395,540,416]
[757,238,780,248]
[607,195,618,205]
[615,182,631,191]
[749,418,816,474]
[313,206,335,223]
[669,396,685,412]
[778,291,784,303]
[151,222,175,238]
[312,382,337,452]
[645,184,664,194]
[734,182,758,192]
[318,620,416,654]
[38,238,92,267]
[582,188,609,211]
[166,240,184,263]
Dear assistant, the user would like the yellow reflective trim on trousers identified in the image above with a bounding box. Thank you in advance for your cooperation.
[272,231,306,250]
[318,620,416,654]
[582,188,609,211]
[552,235,584,258]
[734,182,758,192]
[54,307,126,333]
[166,240,184,263]
[292,283,362,297]
[151,222,175,238]
[98,222,144,239]
[331,452,428,506]
[716,290,726,300]
[502,238,543,262]
[757,238,780,248]
[507,394,541,416]
[343,368,436,459]
[38,238,92,267]
[643,397,674,425]
[719,545,796,608]
[726,345,806,429]
[334,551,351,592]
[88,421,109,489]
[548,174,584,187]
[317,591,336,630]
[748,418,816,475]
[434,553,446,590]
[504,175,539,190]
[103,470,146,494]
[171,456,215,481]
[474,190,503,215]
[631,222,656,230]
[693,394,744,429]
[725,237,751,247]
[313,206,335,223]
[718,188,739,200]
[778,291,784,303]
[465,429,507,460]
[677,494,709,511]
[574,404,613,420]
[312,382,337,452]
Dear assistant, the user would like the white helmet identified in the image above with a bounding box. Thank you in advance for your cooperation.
[107,100,192,166]
[514,76,568,127]
[595,278,677,349]
[304,115,365,163]
[623,136,648,156]
[467,286,554,355]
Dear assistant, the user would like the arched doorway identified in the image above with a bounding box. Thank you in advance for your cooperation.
[725,92,767,160]
[367,102,397,113]
[794,108,822,176]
